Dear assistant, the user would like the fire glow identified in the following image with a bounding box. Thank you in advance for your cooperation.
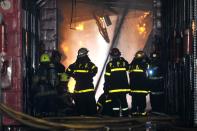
[136,12,151,37]
[137,23,146,35]
[59,11,152,100]
[75,23,84,31]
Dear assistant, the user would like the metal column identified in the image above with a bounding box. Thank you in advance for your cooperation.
[193,0,197,126]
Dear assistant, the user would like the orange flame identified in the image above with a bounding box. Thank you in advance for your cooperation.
[137,12,150,36]
[137,24,146,35]
[75,23,84,31]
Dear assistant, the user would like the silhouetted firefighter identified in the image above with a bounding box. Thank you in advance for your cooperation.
[66,48,98,116]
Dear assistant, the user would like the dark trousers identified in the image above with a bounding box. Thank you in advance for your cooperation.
[110,93,129,117]
[131,93,146,113]
[149,79,164,112]
[34,94,58,116]
[74,92,97,116]
[56,93,76,115]
[101,102,114,116]
[32,82,58,116]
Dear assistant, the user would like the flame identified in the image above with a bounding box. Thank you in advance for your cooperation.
[99,17,104,21]
[99,17,106,28]
[75,23,84,31]
[137,12,150,36]
[143,11,150,18]
[137,23,146,35]
[59,10,152,101]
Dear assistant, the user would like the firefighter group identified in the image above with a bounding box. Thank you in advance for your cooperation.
[32,47,164,117]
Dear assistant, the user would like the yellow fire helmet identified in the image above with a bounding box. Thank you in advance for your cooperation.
[40,53,50,63]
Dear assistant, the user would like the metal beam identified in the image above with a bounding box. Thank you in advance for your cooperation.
[95,7,129,92]
[78,0,152,11]
[35,0,49,8]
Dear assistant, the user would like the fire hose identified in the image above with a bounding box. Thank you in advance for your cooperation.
[0,102,182,130]
[0,103,105,130]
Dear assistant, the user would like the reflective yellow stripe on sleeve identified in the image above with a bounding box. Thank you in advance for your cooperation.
[131,90,150,93]
[74,70,89,73]
[74,88,94,93]
[111,68,126,72]
[105,99,112,103]
[92,65,96,69]
[105,72,111,76]
[109,89,131,93]
[97,102,102,107]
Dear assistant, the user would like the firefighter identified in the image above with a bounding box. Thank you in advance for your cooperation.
[129,50,150,116]
[97,93,113,116]
[51,50,67,94]
[103,48,130,117]
[50,50,75,115]
[32,53,58,117]
[66,48,98,116]
[148,52,164,112]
